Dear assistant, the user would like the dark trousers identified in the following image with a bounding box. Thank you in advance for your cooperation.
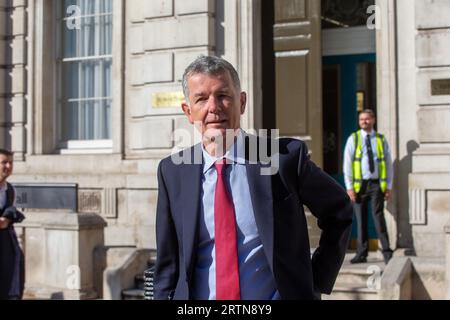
[354,180,392,257]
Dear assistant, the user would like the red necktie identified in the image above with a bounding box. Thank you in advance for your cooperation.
[214,160,241,300]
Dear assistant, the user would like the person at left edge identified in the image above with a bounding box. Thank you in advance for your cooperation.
[154,55,353,300]
[0,148,25,300]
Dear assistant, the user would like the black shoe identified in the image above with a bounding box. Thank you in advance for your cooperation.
[350,255,367,264]
[383,251,393,264]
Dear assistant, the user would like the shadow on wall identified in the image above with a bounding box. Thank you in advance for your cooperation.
[410,264,431,300]
[387,140,419,252]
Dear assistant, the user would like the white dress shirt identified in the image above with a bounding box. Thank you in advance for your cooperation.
[0,183,8,210]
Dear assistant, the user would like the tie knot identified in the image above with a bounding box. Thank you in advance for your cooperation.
[214,160,227,175]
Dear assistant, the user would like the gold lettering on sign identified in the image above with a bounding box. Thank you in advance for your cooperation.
[431,79,450,96]
[152,92,185,108]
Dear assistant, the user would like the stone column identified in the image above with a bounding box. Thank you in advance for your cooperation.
[20,212,106,300]
[10,1,27,159]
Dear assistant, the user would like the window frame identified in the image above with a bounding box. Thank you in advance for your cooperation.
[57,0,114,150]
[32,0,124,155]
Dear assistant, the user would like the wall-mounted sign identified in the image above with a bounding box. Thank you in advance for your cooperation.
[356,91,365,112]
[152,92,184,108]
[12,183,78,212]
[431,79,450,96]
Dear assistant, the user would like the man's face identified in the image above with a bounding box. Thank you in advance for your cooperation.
[181,71,246,141]
[359,112,375,131]
[0,154,13,183]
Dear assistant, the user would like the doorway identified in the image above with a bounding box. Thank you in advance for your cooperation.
[321,0,378,249]
[260,0,380,249]
[322,54,377,185]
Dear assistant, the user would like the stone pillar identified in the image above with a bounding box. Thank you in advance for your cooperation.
[409,0,450,258]
[19,212,106,300]
[445,223,450,299]
[0,0,9,146]
[10,0,27,160]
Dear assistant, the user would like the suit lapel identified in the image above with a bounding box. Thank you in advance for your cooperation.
[180,144,203,280]
[244,135,275,273]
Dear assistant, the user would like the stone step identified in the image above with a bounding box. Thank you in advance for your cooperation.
[135,274,145,290]
[122,289,145,300]
[335,265,384,287]
[326,253,385,300]
[335,252,385,285]
[323,284,379,300]
[121,264,155,300]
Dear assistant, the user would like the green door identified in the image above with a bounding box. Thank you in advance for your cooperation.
[322,53,379,248]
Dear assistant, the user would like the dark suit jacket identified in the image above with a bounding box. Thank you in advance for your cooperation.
[0,183,25,300]
[154,135,353,300]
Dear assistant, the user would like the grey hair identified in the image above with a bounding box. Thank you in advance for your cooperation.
[182,55,241,103]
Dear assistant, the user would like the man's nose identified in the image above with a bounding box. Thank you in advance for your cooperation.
[206,96,220,113]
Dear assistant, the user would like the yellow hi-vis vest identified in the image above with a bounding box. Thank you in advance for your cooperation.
[352,131,388,194]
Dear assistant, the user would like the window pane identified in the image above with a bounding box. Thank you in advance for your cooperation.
[60,0,113,142]
[63,0,113,16]
[62,13,113,58]
[63,99,112,140]
[63,59,112,99]
[62,58,112,140]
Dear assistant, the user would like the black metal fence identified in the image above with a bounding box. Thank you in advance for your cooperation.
[143,264,155,300]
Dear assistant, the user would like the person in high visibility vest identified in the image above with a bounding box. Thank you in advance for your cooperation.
[343,109,394,264]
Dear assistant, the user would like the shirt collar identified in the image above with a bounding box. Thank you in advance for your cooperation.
[0,182,7,192]
[202,129,247,174]
[361,129,375,138]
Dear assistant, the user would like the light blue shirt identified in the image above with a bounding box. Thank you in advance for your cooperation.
[190,130,280,300]
[343,129,393,191]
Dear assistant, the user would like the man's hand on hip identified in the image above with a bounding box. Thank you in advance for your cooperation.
[0,217,11,229]
[385,189,392,201]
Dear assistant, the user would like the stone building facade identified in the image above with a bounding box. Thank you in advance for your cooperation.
[0,0,449,299]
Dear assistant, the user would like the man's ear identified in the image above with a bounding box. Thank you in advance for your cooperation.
[181,102,193,124]
[181,102,194,124]
[240,92,247,115]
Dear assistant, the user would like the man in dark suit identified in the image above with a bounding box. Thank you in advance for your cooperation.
[154,55,353,300]
[0,149,25,300]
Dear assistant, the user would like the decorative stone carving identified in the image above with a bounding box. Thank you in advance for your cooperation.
[102,188,117,219]
[78,188,117,218]
[78,190,102,214]
[409,188,426,225]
